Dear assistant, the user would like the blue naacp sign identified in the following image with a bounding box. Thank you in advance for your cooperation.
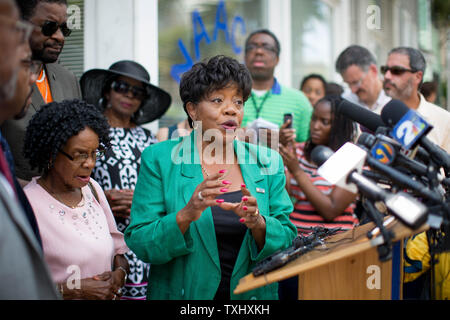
[170,0,246,83]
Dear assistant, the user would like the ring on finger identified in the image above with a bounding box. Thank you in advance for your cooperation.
[113,294,117,300]
[198,191,204,201]
[117,288,122,295]
[252,208,260,217]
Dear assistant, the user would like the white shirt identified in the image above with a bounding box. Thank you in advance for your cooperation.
[342,88,392,115]
[416,94,450,153]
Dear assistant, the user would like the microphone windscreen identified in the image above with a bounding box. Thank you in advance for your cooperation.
[357,132,376,148]
[311,145,334,167]
[338,99,385,132]
[380,99,410,127]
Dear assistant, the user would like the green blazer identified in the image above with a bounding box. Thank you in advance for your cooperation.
[125,132,296,300]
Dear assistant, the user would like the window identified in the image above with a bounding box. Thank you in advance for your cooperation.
[158,0,267,128]
[291,0,333,90]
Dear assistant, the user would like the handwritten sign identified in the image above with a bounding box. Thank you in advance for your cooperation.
[170,0,247,83]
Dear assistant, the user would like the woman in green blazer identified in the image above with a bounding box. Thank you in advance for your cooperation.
[125,55,296,300]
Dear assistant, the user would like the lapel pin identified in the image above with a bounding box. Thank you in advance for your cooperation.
[256,188,265,194]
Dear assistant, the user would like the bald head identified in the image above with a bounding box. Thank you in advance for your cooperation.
[0,0,21,103]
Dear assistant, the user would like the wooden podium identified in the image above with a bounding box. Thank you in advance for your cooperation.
[234,218,427,300]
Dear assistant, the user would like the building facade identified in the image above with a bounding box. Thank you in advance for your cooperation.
[59,0,446,130]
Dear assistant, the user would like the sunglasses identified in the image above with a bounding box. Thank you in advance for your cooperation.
[111,80,148,100]
[40,20,72,37]
[380,65,417,76]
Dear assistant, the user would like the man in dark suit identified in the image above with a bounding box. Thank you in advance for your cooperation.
[2,0,81,183]
[0,0,58,299]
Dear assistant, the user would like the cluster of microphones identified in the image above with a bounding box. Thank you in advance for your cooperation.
[252,99,449,275]
[313,98,449,232]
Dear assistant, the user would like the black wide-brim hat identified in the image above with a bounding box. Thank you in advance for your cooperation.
[80,60,171,125]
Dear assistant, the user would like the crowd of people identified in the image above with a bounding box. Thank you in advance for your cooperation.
[1,0,449,301]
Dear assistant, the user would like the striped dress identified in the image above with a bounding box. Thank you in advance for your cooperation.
[288,143,359,235]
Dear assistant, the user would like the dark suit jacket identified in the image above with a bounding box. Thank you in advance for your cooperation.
[1,62,81,181]
[0,133,42,247]
[0,173,59,299]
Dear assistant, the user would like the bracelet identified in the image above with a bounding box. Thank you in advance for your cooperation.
[116,266,127,283]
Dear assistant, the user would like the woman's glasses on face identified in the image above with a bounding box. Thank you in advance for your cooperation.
[59,148,106,164]
[111,80,147,100]
[40,20,72,37]
[380,65,417,76]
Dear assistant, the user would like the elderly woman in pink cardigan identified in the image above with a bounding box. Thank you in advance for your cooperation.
[23,100,129,300]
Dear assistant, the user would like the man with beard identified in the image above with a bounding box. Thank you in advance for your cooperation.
[335,45,391,115]
[0,0,58,299]
[382,47,449,152]
[242,29,312,146]
[2,0,81,183]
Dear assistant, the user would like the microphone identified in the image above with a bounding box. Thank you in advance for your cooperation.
[358,132,428,177]
[313,144,428,229]
[338,99,386,133]
[310,145,335,167]
[381,100,450,170]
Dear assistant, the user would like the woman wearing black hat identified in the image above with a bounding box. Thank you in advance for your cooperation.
[80,60,171,300]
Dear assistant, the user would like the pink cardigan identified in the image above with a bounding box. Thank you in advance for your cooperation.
[24,178,129,284]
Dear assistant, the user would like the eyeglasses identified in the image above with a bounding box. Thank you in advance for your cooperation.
[16,19,35,43]
[21,59,42,76]
[111,80,148,100]
[245,43,278,55]
[347,72,369,90]
[0,18,34,44]
[380,65,417,76]
[40,20,72,37]
[59,148,105,164]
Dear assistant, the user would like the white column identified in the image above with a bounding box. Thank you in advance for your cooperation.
[267,0,292,88]
[84,0,160,131]
[84,0,134,70]
[134,0,160,132]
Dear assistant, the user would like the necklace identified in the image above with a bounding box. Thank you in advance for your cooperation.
[39,179,84,209]
[200,162,231,180]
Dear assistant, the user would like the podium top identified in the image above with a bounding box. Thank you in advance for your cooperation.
[234,218,427,295]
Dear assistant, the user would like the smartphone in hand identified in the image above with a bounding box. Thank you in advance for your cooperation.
[283,113,293,128]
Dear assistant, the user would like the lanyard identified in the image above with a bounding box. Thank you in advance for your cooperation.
[250,91,270,119]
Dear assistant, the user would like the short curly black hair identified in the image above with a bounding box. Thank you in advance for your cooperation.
[23,99,111,174]
[179,55,252,128]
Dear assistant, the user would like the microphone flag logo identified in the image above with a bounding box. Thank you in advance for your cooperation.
[371,141,396,164]
[390,110,432,150]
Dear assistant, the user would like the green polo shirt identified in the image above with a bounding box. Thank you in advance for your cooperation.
[242,78,313,142]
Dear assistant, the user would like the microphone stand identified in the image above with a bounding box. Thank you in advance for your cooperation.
[363,198,395,262]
